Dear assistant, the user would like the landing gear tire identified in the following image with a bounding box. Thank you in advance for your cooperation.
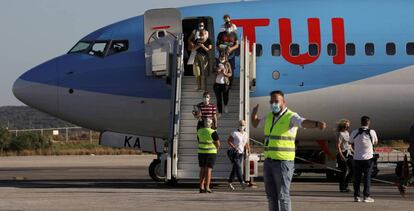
[149,159,165,182]
[166,177,178,186]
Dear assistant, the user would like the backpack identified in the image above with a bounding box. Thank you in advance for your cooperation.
[353,128,373,143]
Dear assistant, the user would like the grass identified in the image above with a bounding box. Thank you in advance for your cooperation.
[0,141,141,156]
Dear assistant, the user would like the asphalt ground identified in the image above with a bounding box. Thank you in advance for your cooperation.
[0,155,412,211]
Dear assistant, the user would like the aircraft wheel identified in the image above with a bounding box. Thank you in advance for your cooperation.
[166,177,178,186]
[149,159,165,182]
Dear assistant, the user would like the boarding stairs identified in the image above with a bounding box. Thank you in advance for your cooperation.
[167,38,256,181]
[177,76,241,178]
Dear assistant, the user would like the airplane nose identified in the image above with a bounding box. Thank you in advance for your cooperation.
[13,61,59,115]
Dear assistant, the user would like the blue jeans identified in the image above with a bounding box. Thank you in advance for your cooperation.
[264,159,294,211]
[353,159,373,197]
[228,153,243,183]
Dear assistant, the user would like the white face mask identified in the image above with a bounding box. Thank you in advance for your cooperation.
[271,103,281,113]
[239,126,246,132]
[204,97,210,104]
[225,28,232,33]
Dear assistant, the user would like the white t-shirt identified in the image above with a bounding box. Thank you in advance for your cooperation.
[215,64,226,84]
[349,127,378,160]
[337,131,353,156]
[231,130,249,153]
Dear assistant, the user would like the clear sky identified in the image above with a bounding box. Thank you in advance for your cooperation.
[0,0,237,106]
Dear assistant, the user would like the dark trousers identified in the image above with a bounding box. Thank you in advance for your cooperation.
[228,153,244,183]
[337,153,353,191]
[353,159,373,197]
[213,83,229,114]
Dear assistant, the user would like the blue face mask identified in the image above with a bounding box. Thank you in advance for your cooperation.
[271,103,281,113]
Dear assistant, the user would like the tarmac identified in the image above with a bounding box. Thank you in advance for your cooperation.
[0,155,412,211]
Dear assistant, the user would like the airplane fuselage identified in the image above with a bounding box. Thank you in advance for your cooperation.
[13,0,414,144]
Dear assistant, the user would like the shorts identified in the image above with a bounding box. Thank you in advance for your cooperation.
[198,153,217,168]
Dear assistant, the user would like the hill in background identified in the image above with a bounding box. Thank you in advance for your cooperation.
[0,106,75,130]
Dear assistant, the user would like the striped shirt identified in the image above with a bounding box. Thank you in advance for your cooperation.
[197,103,217,118]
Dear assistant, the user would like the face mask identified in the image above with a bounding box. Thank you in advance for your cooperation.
[271,103,281,113]
[239,126,246,132]
[220,59,226,63]
[204,97,210,104]
[226,28,232,33]
[199,26,204,30]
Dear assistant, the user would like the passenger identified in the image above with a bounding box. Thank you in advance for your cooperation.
[350,116,378,203]
[197,118,220,193]
[193,91,218,130]
[188,21,212,91]
[336,119,354,193]
[227,120,250,191]
[213,53,232,114]
[217,21,239,87]
[251,90,326,211]
[220,14,237,33]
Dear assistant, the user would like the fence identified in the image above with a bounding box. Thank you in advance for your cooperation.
[7,127,100,143]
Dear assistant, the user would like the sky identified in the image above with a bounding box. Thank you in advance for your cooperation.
[0,0,238,106]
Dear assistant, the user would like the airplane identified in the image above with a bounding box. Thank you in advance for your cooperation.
[12,0,414,182]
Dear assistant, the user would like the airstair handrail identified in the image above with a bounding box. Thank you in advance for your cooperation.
[167,34,184,180]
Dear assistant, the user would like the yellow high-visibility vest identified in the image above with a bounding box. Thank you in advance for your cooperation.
[197,128,217,154]
[263,109,298,160]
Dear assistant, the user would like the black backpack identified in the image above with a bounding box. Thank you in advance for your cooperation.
[353,128,373,143]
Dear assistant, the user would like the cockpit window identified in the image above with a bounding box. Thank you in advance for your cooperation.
[69,41,91,53]
[107,40,129,56]
[88,41,109,57]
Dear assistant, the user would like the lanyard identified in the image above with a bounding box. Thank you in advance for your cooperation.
[268,109,288,135]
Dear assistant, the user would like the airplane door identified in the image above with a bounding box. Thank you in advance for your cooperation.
[144,8,182,77]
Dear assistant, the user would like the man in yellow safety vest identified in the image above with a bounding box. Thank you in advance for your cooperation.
[251,90,326,211]
[197,118,220,193]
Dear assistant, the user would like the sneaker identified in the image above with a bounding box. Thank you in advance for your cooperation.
[224,106,229,113]
[363,197,374,203]
[354,197,361,202]
[228,183,235,191]
[206,188,213,193]
[340,189,350,193]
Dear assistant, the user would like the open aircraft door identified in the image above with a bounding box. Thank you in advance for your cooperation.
[144,8,182,77]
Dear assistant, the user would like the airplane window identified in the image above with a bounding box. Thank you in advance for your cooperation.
[365,43,375,56]
[386,43,396,56]
[290,44,300,56]
[256,44,263,57]
[406,42,414,55]
[327,43,337,56]
[88,42,108,57]
[308,44,318,57]
[272,44,281,56]
[69,41,91,54]
[346,43,356,56]
[107,40,129,56]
